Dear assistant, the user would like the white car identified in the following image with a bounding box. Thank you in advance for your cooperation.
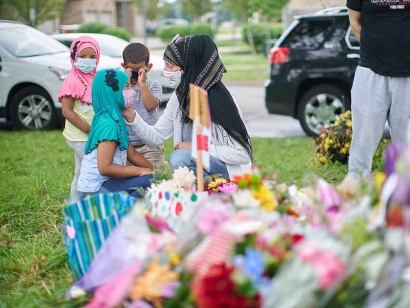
[0,20,120,130]
[50,33,174,104]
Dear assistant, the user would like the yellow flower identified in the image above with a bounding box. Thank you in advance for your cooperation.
[207,178,228,192]
[251,184,277,211]
[324,143,330,151]
[169,252,181,266]
[346,120,352,127]
[373,172,387,191]
[341,148,347,154]
[319,156,329,164]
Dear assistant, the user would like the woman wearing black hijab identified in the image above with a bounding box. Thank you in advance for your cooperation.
[123,34,253,179]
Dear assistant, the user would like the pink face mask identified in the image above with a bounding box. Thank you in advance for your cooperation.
[123,88,136,108]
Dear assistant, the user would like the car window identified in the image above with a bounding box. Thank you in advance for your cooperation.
[323,17,350,49]
[59,40,72,48]
[282,18,334,49]
[55,35,129,58]
[0,26,68,57]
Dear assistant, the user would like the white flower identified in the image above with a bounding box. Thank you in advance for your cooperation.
[151,179,180,193]
[172,166,196,191]
[232,189,260,208]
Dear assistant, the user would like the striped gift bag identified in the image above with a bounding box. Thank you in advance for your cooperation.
[62,192,136,281]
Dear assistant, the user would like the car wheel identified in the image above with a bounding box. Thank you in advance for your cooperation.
[10,86,57,130]
[297,85,350,137]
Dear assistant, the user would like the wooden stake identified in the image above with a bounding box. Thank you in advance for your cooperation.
[189,84,204,192]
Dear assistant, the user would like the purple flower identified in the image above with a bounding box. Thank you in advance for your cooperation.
[384,141,405,176]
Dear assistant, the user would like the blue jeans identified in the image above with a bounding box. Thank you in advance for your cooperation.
[78,175,153,200]
[168,149,229,179]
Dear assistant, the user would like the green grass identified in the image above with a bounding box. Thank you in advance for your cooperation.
[0,131,386,306]
[219,51,268,82]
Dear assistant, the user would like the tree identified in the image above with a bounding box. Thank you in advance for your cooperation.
[2,0,64,27]
[180,0,212,21]
[220,0,251,21]
[134,0,171,21]
[249,0,290,21]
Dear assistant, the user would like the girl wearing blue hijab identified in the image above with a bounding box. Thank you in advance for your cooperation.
[77,69,153,198]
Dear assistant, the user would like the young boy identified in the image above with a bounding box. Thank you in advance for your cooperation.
[122,43,165,169]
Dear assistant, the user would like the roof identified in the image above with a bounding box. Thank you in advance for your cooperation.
[295,7,348,19]
[0,19,25,29]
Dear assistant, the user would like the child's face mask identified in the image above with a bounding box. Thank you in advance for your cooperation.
[74,58,97,73]
[123,88,136,108]
[163,70,182,88]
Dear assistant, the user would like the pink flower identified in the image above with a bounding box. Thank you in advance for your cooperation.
[312,252,346,290]
[297,242,321,261]
[325,210,345,234]
[296,242,346,291]
[219,183,238,194]
[197,207,231,235]
[317,179,344,211]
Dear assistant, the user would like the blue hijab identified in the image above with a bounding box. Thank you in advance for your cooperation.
[85,69,129,154]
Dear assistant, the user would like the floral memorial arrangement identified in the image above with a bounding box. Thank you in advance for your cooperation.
[62,139,410,307]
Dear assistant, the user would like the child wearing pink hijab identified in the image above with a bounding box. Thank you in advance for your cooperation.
[58,36,100,203]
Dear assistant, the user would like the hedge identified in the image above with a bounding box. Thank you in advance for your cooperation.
[76,22,132,42]
[156,23,214,42]
[242,23,283,50]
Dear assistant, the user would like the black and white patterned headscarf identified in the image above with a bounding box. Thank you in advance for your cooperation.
[164,34,253,161]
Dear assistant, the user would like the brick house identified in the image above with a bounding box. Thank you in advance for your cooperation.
[283,0,346,27]
[39,0,140,35]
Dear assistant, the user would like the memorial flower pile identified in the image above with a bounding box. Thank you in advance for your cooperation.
[64,139,410,308]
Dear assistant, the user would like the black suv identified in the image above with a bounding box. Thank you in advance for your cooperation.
[264,7,360,137]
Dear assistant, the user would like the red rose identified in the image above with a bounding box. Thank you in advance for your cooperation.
[194,263,261,308]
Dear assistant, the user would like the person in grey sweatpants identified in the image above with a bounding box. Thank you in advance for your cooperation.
[347,0,410,179]
[348,67,410,179]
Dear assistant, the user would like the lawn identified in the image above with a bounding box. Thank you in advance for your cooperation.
[0,131,386,307]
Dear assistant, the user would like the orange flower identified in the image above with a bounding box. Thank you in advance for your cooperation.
[130,258,179,308]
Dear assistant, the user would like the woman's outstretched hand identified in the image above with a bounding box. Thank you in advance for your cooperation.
[174,142,192,150]
[122,107,136,123]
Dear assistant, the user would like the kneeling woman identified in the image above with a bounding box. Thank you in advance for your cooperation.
[122,34,253,179]
[77,69,153,199]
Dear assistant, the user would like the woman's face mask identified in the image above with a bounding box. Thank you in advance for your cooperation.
[163,70,182,88]
[123,88,136,108]
[74,58,97,73]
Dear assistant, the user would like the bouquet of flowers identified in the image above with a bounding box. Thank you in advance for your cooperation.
[314,110,386,165]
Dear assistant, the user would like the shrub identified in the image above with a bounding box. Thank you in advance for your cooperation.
[76,22,109,33]
[105,26,132,42]
[76,22,132,42]
[242,23,283,50]
[156,23,214,42]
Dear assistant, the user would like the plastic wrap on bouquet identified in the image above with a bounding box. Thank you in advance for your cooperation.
[147,190,209,230]
[62,192,136,281]
[67,204,178,300]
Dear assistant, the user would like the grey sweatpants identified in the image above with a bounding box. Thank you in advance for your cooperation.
[65,139,86,203]
[348,66,410,179]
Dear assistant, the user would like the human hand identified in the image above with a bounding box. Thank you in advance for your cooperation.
[138,68,148,84]
[174,142,192,150]
[121,107,136,123]
[138,167,154,176]
[124,68,132,77]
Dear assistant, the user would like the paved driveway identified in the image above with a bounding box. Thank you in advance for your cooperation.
[160,83,307,138]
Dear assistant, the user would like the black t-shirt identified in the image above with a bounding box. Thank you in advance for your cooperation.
[346,0,410,77]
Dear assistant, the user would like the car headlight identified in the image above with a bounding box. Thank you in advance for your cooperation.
[49,67,70,80]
